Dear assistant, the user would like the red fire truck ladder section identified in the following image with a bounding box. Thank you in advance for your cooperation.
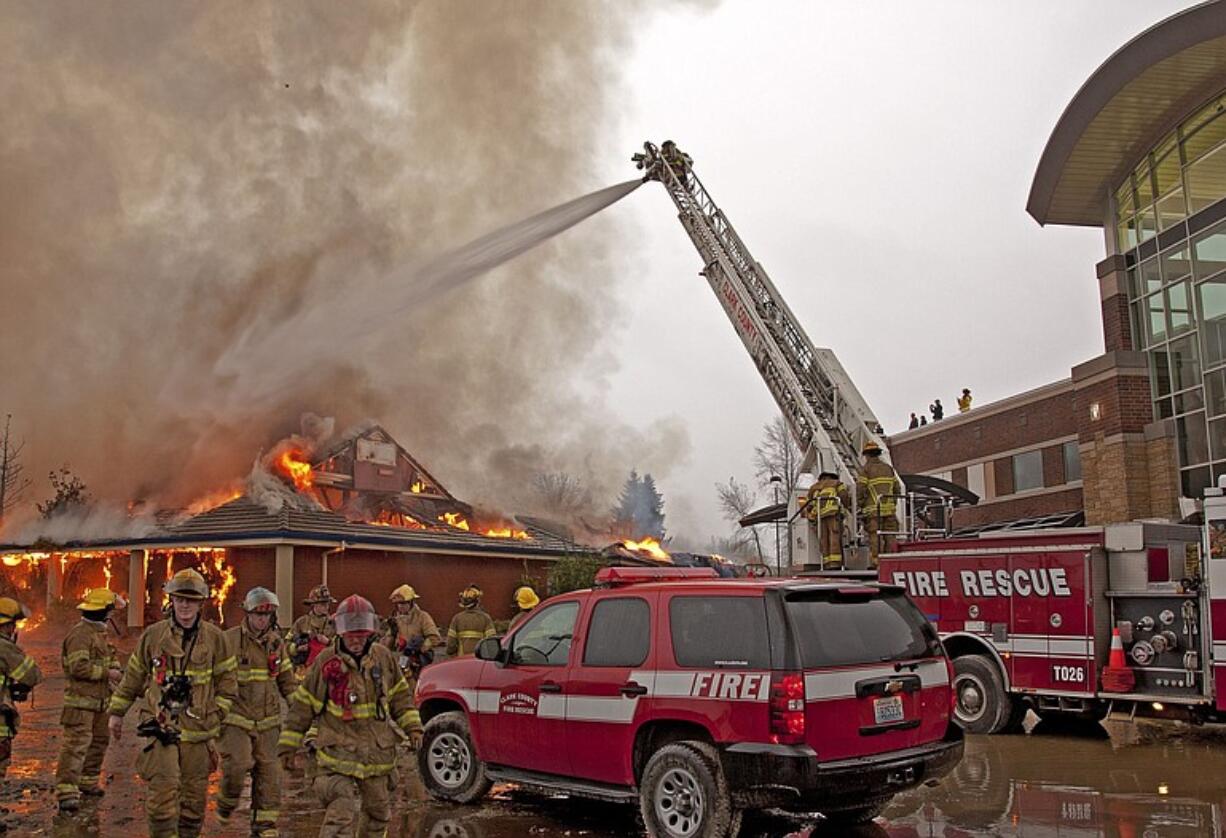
[632,141,886,523]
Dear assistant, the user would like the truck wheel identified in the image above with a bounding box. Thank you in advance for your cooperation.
[417,711,492,804]
[952,656,1009,735]
[639,741,743,838]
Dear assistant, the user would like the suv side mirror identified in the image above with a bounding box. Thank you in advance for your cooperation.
[475,637,504,662]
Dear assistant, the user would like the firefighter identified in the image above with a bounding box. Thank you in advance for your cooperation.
[108,568,238,838]
[278,594,422,837]
[445,585,495,657]
[382,585,440,688]
[217,587,296,837]
[291,584,337,668]
[958,387,973,413]
[55,588,125,812]
[856,441,902,568]
[0,597,42,832]
[508,586,539,632]
[805,471,849,570]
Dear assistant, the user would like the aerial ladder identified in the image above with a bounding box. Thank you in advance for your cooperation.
[632,140,896,567]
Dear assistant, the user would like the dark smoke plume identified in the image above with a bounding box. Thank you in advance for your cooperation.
[0,2,703,534]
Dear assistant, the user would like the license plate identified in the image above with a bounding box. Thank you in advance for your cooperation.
[873,695,904,725]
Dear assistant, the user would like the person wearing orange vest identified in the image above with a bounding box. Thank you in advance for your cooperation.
[55,588,125,812]
[805,471,850,570]
[856,442,902,568]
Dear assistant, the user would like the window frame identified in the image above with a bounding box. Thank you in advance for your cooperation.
[581,596,652,668]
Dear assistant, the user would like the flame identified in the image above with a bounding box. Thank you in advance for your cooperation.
[622,537,670,562]
[185,485,244,516]
[439,512,470,531]
[410,481,424,494]
[207,550,236,621]
[102,556,113,590]
[1,556,22,567]
[367,510,426,530]
[482,527,531,540]
[275,448,314,492]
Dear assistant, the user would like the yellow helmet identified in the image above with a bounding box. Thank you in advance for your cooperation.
[861,441,882,455]
[514,586,540,611]
[165,568,210,600]
[77,588,127,611]
[390,584,419,604]
[0,597,30,625]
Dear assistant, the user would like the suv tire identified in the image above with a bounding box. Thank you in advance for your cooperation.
[952,655,1009,735]
[417,711,492,804]
[639,741,742,838]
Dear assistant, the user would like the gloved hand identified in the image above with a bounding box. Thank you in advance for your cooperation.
[408,730,423,751]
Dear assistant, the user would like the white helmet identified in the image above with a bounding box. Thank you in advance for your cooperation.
[334,594,378,634]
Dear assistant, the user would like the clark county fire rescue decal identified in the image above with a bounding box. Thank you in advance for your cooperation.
[890,568,1072,598]
[499,691,538,715]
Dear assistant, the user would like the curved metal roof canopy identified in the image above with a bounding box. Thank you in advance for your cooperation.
[1028,1,1226,227]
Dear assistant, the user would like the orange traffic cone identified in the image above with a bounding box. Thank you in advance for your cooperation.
[1101,627,1136,693]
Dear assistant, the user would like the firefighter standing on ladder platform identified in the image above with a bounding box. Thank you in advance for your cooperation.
[806,471,850,570]
[857,441,902,568]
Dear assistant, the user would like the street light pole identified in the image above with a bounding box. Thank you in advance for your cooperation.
[770,474,782,574]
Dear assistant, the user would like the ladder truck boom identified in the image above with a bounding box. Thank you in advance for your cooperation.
[632,141,888,497]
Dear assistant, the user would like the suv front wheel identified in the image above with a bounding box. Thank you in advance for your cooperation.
[639,741,742,838]
[417,711,493,804]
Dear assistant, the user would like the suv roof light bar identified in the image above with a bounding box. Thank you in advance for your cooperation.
[595,566,720,587]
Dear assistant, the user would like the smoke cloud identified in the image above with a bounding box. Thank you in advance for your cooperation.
[0,2,703,534]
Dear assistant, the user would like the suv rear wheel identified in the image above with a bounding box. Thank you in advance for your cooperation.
[417,711,492,804]
[952,655,1009,735]
[639,741,742,838]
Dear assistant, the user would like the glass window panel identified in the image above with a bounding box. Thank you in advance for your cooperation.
[1127,267,1141,299]
[1136,163,1155,206]
[1141,256,1162,294]
[1183,466,1212,498]
[1118,219,1138,252]
[1152,346,1172,397]
[1161,246,1193,283]
[1131,300,1147,348]
[1146,292,1167,344]
[1198,274,1226,367]
[1137,206,1158,243]
[1116,178,1137,214]
[1156,187,1187,230]
[1012,450,1043,492]
[1208,369,1226,416]
[1211,417,1226,460]
[1167,281,1192,334]
[1179,411,1210,465]
[1154,149,1182,196]
[1193,218,1226,279]
[1187,143,1226,216]
[1156,397,1175,419]
[1169,335,1200,392]
[1062,441,1081,483]
[1176,387,1205,415]
[1183,101,1226,163]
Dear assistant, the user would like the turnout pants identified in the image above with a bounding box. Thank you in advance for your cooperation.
[55,707,110,802]
[314,771,392,837]
[0,736,10,778]
[218,724,281,836]
[864,515,896,567]
[135,737,212,838]
[818,515,842,568]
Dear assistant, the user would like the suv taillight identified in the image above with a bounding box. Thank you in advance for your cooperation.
[769,672,806,744]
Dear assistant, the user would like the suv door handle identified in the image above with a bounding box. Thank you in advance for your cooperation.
[539,682,563,694]
[620,681,649,697]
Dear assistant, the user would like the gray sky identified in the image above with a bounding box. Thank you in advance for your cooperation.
[585,1,1197,543]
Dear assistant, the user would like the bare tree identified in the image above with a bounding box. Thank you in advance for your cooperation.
[715,476,764,562]
[38,467,90,519]
[0,414,32,523]
[753,415,802,492]
[530,471,591,517]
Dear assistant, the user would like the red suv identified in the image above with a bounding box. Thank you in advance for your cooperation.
[415,567,963,836]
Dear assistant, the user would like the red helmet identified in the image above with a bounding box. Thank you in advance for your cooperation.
[334,594,378,635]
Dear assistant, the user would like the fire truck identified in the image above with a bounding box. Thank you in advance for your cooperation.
[634,141,1226,733]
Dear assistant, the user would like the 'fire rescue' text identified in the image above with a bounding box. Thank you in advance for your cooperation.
[890,568,1072,598]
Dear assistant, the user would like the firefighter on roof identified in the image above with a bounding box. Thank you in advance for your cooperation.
[857,441,902,568]
[0,597,42,833]
[381,584,440,689]
[55,588,125,813]
[108,568,238,838]
[278,594,422,837]
[216,587,296,837]
[292,584,337,669]
[509,586,540,631]
[805,471,850,570]
[445,585,495,657]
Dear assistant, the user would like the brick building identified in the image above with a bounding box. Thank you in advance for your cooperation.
[893,2,1226,531]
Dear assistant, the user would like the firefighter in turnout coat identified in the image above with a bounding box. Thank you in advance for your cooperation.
[445,585,495,657]
[805,471,850,569]
[856,441,902,567]
[217,587,296,836]
[108,569,238,838]
[0,597,42,832]
[381,585,440,690]
[278,594,423,837]
[55,588,125,812]
[291,585,337,669]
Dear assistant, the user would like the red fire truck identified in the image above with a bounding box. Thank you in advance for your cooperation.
[879,499,1226,733]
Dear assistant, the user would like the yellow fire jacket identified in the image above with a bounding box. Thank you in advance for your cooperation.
[382,607,441,653]
[62,619,120,712]
[109,618,238,744]
[445,608,495,657]
[278,640,421,779]
[806,477,850,521]
[0,634,43,738]
[222,622,296,732]
[857,459,901,518]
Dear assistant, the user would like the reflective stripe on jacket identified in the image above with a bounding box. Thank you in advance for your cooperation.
[62,619,119,713]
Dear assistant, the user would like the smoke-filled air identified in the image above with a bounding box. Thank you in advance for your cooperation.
[0,2,701,535]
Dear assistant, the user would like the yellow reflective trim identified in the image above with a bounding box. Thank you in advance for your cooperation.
[278,729,304,747]
[10,656,35,680]
[255,716,281,731]
[290,686,323,713]
[108,696,133,714]
[64,694,105,711]
[483,628,495,638]
[237,670,271,683]
[222,712,254,731]
[316,748,394,779]
[447,629,458,637]
[457,631,486,639]
[254,809,279,821]
[214,656,238,674]
[64,649,92,665]
[179,726,220,743]
[396,709,421,731]
[215,696,234,713]
[325,701,378,719]
[0,726,10,738]
[387,678,409,698]
[126,656,148,675]
[55,783,78,794]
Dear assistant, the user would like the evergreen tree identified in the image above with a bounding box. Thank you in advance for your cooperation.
[610,469,667,539]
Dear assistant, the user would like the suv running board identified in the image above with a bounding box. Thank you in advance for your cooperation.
[485,765,637,804]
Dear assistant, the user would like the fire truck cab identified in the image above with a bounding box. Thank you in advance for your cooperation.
[879,517,1223,733]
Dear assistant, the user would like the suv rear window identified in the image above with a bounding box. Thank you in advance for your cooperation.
[785,589,941,668]
[670,596,769,668]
